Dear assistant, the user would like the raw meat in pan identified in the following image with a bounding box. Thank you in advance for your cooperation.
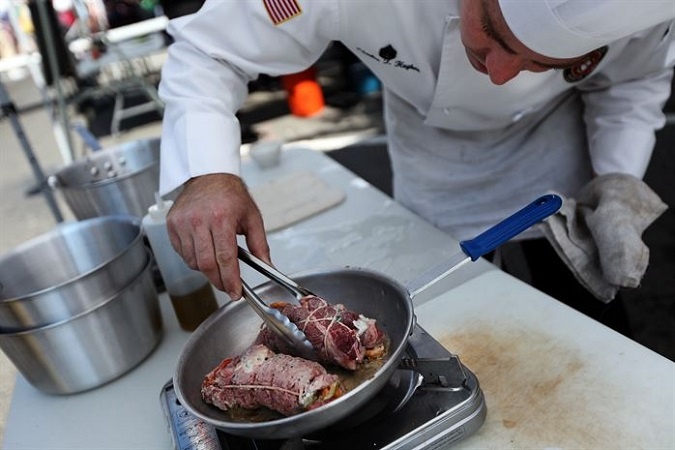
[202,344,343,416]
[256,295,386,370]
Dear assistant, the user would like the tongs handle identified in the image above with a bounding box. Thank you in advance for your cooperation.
[238,246,314,299]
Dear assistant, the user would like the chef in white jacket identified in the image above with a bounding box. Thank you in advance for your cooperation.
[158,0,674,331]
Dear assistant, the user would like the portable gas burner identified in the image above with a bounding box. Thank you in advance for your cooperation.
[160,326,487,450]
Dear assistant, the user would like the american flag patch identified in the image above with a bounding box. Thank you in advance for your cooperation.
[263,0,302,25]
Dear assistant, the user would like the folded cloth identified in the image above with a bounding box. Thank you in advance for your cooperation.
[539,173,668,303]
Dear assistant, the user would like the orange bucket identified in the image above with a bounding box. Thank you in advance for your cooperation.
[281,68,325,117]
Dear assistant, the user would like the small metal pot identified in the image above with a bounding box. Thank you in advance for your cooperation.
[0,215,147,330]
[49,138,160,219]
[0,254,162,395]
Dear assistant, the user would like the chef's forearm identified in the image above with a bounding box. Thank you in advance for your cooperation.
[158,38,250,195]
[157,0,335,195]
[586,127,656,178]
[580,21,674,178]
[585,68,673,178]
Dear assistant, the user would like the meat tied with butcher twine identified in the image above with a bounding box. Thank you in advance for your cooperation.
[202,344,343,416]
[255,295,386,370]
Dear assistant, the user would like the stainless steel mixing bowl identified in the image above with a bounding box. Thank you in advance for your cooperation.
[0,254,162,395]
[0,215,147,330]
[49,138,160,219]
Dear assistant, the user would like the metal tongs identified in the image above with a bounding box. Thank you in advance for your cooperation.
[238,246,316,300]
[238,247,315,359]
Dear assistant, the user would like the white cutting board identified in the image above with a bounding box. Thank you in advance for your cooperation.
[415,270,674,449]
[250,171,345,232]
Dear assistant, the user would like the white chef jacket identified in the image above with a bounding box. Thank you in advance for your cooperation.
[158,0,675,240]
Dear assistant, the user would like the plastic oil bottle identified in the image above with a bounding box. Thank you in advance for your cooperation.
[142,193,218,331]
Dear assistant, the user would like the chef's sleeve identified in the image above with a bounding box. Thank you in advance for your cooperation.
[157,0,337,195]
[579,21,675,179]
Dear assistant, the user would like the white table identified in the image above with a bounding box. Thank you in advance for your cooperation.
[68,16,168,136]
[2,147,673,449]
[71,16,168,79]
[103,16,169,44]
[416,272,674,449]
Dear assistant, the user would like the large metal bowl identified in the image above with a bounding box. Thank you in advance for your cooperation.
[0,215,147,330]
[49,138,160,219]
[0,254,162,395]
[174,267,415,439]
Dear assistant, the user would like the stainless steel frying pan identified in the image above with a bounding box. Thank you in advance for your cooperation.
[174,267,414,439]
[173,194,562,439]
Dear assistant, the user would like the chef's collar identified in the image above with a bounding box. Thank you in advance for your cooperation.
[498,0,675,59]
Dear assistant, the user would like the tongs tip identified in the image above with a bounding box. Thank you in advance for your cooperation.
[240,278,315,360]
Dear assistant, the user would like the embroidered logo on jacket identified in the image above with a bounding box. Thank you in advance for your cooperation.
[563,46,608,83]
[263,0,302,25]
[379,45,397,62]
[356,45,420,73]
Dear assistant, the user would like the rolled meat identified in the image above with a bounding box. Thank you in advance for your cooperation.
[202,344,343,416]
[256,295,386,370]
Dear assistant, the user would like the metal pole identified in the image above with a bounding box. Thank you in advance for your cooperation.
[34,0,76,163]
[0,80,64,223]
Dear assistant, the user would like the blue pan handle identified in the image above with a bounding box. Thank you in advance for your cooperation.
[459,194,562,261]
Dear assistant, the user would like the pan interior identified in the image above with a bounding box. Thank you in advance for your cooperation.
[174,267,414,438]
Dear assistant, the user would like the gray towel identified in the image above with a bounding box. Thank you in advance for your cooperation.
[539,173,668,303]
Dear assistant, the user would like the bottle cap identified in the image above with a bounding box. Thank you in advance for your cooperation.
[148,192,174,221]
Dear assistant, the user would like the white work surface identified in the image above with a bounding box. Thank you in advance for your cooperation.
[2,148,673,449]
[415,272,675,449]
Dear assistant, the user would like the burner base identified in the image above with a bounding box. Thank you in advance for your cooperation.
[161,326,487,450]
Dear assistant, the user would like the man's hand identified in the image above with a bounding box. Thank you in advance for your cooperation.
[166,173,270,300]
